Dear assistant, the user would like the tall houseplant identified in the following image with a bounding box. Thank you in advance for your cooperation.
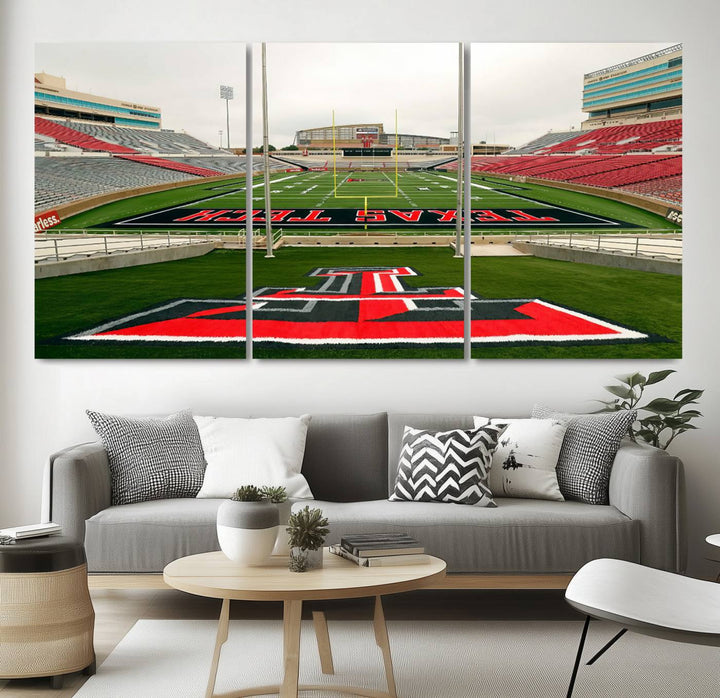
[594,370,703,450]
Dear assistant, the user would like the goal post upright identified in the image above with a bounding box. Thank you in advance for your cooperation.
[332,109,337,193]
[395,108,399,196]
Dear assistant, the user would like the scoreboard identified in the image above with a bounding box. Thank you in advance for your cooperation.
[342,148,392,157]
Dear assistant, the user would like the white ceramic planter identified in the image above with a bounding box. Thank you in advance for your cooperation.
[272,500,293,556]
[216,500,279,566]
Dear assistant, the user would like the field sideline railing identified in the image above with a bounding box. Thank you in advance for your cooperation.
[513,230,682,260]
[35,231,216,263]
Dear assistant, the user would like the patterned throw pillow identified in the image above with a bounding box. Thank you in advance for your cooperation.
[389,425,503,507]
[473,417,567,501]
[531,405,636,505]
[86,409,206,506]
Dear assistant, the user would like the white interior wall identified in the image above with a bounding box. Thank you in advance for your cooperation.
[2,0,719,576]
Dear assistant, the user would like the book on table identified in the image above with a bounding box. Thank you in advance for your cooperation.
[0,522,62,539]
[340,533,424,557]
[329,544,428,567]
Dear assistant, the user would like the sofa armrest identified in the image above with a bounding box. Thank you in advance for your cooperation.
[609,440,686,573]
[44,442,112,543]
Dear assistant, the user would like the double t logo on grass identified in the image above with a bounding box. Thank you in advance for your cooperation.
[67,266,648,348]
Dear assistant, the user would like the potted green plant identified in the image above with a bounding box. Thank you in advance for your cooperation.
[216,485,280,566]
[594,370,703,450]
[286,506,329,572]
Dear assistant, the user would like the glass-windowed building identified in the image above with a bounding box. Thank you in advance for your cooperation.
[34,73,161,129]
[581,44,682,130]
[295,122,449,149]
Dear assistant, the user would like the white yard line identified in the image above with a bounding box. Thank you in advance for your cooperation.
[435,174,620,225]
[381,171,417,207]
[118,174,302,225]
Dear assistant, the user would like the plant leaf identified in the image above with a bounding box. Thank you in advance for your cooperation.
[604,384,635,400]
[640,398,681,414]
[645,369,675,385]
[616,372,646,388]
[674,389,704,404]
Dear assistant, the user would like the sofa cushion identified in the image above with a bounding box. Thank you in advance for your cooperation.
[84,498,223,572]
[315,498,639,574]
[474,417,566,501]
[388,414,474,494]
[86,409,206,506]
[301,413,388,502]
[389,425,502,506]
[532,405,636,505]
[194,415,313,499]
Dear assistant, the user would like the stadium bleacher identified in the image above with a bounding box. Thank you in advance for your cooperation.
[619,175,682,205]
[34,157,195,212]
[440,117,682,205]
[35,117,226,178]
[506,131,579,154]
[534,120,682,155]
[67,122,222,155]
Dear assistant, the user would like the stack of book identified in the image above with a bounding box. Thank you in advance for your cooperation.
[329,532,426,567]
[0,522,62,540]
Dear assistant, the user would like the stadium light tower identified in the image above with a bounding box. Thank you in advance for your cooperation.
[220,84,234,149]
[262,43,274,258]
[455,42,463,258]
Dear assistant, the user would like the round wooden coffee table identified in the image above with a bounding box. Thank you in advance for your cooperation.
[163,549,446,698]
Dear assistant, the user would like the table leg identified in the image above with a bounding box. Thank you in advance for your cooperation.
[373,596,397,698]
[281,599,303,698]
[206,598,230,698]
[312,610,335,674]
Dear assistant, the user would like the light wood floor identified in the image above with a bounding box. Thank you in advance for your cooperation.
[0,588,578,696]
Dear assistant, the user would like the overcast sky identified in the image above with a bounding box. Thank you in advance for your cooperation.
[36,42,675,150]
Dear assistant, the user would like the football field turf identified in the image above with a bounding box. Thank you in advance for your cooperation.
[56,170,677,232]
[35,247,681,360]
[38,169,680,359]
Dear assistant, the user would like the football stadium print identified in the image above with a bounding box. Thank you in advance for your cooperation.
[34,42,681,360]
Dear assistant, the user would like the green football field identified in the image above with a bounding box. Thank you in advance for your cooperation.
[35,247,681,360]
[37,168,681,359]
[55,169,678,233]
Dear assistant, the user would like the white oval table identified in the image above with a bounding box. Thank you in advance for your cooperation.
[164,549,446,698]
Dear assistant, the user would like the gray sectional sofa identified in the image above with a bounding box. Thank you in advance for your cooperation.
[44,413,686,581]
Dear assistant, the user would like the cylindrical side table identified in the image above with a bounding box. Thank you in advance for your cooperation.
[0,535,95,689]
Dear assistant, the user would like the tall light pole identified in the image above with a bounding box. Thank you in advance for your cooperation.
[262,43,273,258]
[455,42,463,258]
[220,85,233,149]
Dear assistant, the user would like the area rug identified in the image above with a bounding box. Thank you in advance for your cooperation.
[75,619,719,697]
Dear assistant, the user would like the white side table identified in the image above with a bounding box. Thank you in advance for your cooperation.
[705,534,720,581]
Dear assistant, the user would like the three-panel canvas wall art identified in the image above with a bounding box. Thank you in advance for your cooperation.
[34,42,682,359]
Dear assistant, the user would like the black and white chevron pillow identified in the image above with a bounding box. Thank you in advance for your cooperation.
[390,425,503,506]
[86,409,206,506]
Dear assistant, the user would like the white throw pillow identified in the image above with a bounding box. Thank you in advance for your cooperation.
[473,416,567,501]
[194,415,313,499]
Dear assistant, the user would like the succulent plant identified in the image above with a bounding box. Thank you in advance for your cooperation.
[231,485,265,502]
[286,506,329,551]
[288,548,309,573]
[260,485,288,504]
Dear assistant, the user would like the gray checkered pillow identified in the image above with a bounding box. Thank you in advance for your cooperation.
[532,405,636,505]
[86,409,206,505]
